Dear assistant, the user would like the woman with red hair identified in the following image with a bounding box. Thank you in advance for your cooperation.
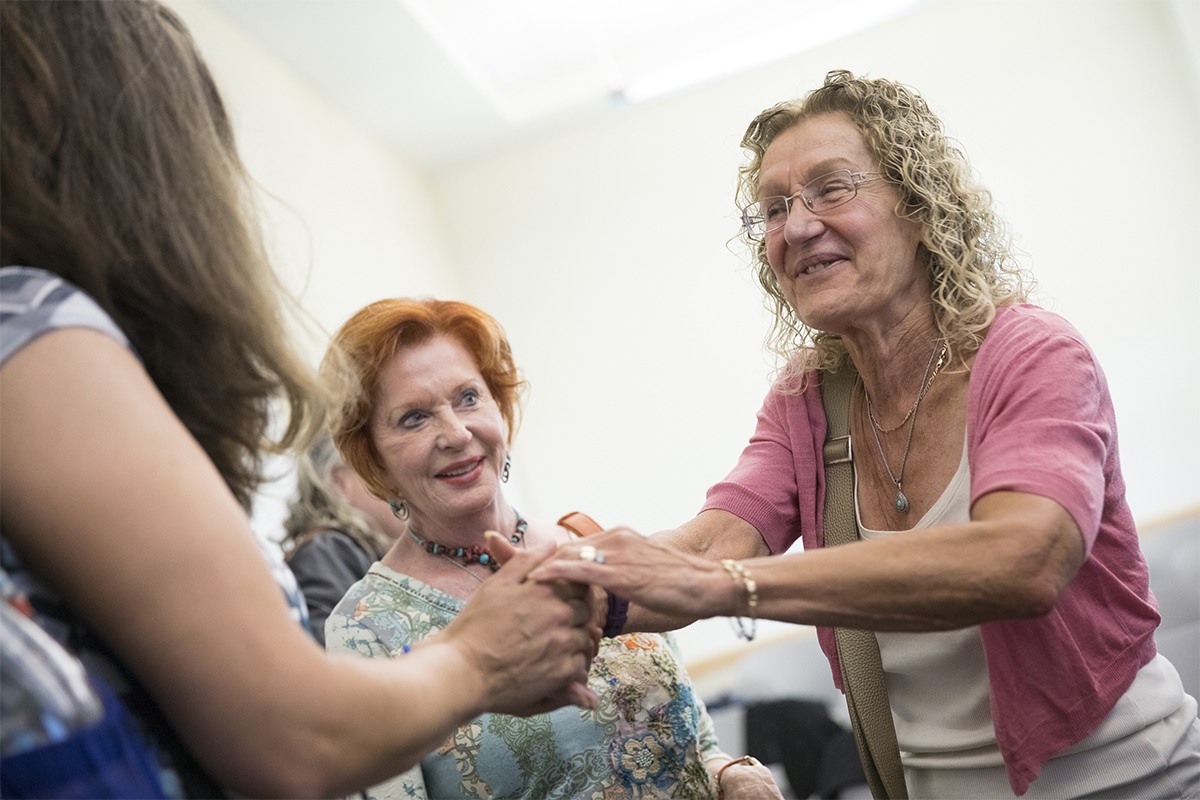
[322,298,782,800]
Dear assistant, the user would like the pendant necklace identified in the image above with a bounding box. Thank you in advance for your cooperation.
[864,340,946,514]
[408,512,527,573]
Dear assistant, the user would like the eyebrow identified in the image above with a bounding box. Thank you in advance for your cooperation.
[378,379,483,423]
[758,157,857,199]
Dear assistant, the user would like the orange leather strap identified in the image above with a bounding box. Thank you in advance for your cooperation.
[555,511,627,638]
[556,511,603,537]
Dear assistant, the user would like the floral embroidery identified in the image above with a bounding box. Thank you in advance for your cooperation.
[327,563,722,800]
[617,733,667,784]
[621,633,662,652]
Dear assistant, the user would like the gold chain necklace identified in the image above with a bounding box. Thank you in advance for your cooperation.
[866,341,948,434]
[438,555,486,584]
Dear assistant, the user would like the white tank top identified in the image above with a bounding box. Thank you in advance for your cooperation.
[853,440,1199,796]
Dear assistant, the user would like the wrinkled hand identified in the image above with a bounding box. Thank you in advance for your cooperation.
[487,532,603,659]
[441,542,599,716]
[713,757,785,800]
[528,528,730,622]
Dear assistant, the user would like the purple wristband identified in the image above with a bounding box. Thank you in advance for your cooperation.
[603,592,628,638]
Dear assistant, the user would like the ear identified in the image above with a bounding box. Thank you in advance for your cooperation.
[328,464,358,500]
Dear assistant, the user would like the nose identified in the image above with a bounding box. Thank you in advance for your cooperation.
[436,412,472,450]
[781,196,825,246]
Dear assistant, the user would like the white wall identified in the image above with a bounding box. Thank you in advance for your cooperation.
[174,0,1199,663]
[166,0,461,365]
[439,0,1200,530]
[165,0,466,535]
[434,0,1200,659]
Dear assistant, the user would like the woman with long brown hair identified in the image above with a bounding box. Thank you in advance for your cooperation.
[0,3,595,797]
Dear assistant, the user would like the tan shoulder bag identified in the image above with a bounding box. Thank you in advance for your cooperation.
[821,364,909,799]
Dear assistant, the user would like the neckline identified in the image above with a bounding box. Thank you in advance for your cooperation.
[368,561,468,610]
[854,434,969,535]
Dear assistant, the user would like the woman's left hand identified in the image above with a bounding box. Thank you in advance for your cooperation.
[711,756,785,800]
[487,532,603,658]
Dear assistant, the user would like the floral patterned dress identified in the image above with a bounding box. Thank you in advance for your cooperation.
[326,563,726,799]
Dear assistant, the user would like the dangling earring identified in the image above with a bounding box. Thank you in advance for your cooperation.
[501,454,512,483]
[388,499,409,520]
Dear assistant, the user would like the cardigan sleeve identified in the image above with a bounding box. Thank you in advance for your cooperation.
[701,378,826,555]
[967,304,1113,556]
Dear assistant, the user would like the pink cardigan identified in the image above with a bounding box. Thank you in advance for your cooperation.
[701,304,1160,795]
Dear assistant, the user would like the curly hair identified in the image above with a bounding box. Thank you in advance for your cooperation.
[321,298,526,502]
[0,0,323,508]
[736,70,1034,383]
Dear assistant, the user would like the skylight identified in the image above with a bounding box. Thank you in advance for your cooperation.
[397,0,928,124]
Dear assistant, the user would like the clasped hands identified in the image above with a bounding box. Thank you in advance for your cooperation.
[482,527,727,695]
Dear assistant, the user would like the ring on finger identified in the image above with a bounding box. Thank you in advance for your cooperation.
[579,545,606,564]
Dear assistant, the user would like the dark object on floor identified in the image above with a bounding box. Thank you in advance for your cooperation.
[746,698,866,799]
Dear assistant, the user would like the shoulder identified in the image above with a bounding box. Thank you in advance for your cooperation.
[326,566,456,656]
[1,266,130,367]
[981,304,1091,354]
[968,304,1112,438]
[324,569,392,655]
[766,355,827,407]
[524,517,574,548]
[290,528,373,562]
[975,304,1098,381]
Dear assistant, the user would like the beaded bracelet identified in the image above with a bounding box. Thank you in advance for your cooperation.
[720,559,758,641]
[715,755,760,800]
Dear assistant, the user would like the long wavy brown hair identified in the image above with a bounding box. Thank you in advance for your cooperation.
[737,70,1035,386]
[1,0,322,508]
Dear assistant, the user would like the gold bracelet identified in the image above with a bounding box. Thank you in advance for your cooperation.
[716,755,760,800]
[720,559,758,641]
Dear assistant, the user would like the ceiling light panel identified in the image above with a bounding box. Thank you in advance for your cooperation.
[398,0,926,124]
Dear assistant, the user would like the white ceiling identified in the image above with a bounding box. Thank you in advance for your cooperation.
[203,0,926,172]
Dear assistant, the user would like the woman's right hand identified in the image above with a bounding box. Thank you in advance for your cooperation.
[439,543,599,716]
[529,527,735,622]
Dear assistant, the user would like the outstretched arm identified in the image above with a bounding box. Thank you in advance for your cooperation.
[532,495,1084,633]
[520,510,769,634]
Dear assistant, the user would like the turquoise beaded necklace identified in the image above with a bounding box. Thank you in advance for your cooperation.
[407,512,527,573]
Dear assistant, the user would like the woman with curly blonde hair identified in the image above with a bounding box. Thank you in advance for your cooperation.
[736,70,1033,384]
[534,71,1199,798]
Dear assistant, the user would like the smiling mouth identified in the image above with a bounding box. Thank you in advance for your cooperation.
[437,458,482,478]
[804,259,840,276]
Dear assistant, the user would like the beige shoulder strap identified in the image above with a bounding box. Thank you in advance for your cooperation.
[821,364,909,800]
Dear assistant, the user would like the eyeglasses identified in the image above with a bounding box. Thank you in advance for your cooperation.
[740,170,882,239]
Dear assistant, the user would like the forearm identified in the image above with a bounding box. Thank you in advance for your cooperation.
[744,494,1085,631]
[622,512,768,633]
[539,494,1085,635]
[30,559,489,799]
[237,641,489,798]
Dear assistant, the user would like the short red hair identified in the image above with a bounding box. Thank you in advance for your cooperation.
[321,298,525,501]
